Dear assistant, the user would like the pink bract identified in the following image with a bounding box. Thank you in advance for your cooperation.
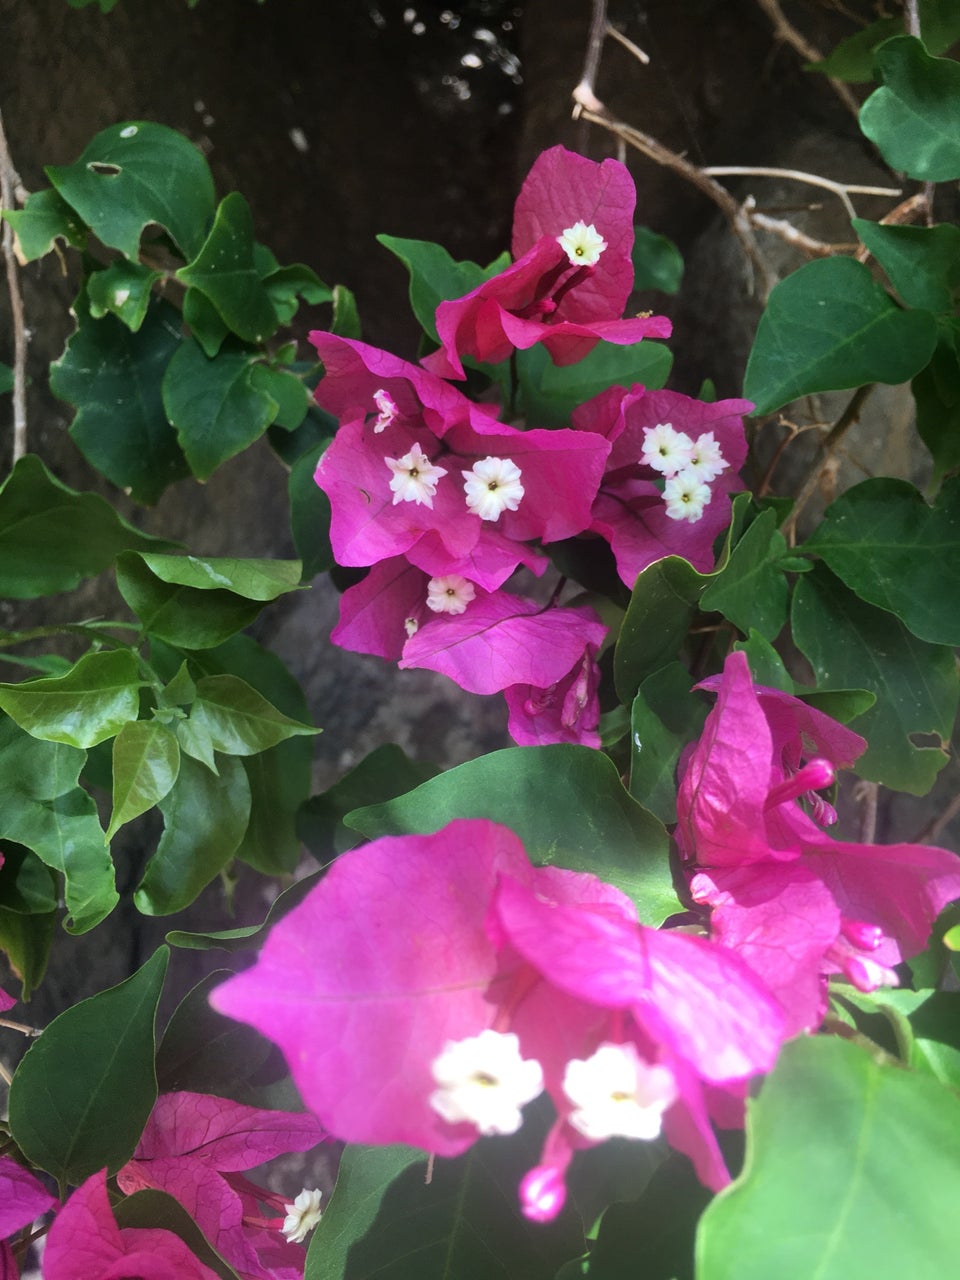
[0,1156,57,1241]
[503,644,602,748]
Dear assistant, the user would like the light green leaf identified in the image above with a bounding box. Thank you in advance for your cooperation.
[8,947,168,1186]
[187,674,318,755]
[47,121,215,260]
[518,339,672,428]
[696,1036,960,1280]
[348,745,680,927]
[1,187,87,261]
[744,256,938,415]
[135,754,251,915]
[0,650,144,749]
[859,36,960,181]
[107,719,181,840]
[165,869,320,952]
[87,260,162,332]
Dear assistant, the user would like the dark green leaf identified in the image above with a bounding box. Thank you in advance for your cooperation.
[156,970,272,1099]
[47,121,215,260]
[0,649,144,748]
[853,219,960,313]
[87,260,162,332]
[331,284,362,339]
[0,906,56,1002]
[517,340,672,428]
[51,293,189,504]
[614,557,709,703]
[2,187,87,261]
[806,17,902,82]
[696,1036,960,1280]
[347,745,680,927]
[0,716,117,933]
[800,686,877,722]
[115,1190,242,1280]
[165,868,321,952]
[859,36,960,181]
[0,454,175,598]
[135,754,251,915]
[162,339,278,479]
[8,946,168,1186]
[289,442,334,580]
[919,0,960,54]
[0,844,58,915]
[261,261,332,325]
[743,256,938,415]
[913,326,960,478]
[631,226,684,294]
[107,719,181,839]
[177,192,279,343]
[249,363,310,429]
[732,630,794,691]
[0,363,11,395]
[629,663,706,824]
[376,235,509,342]
[186,673,318,755]
[183,286,230,357]
[700,508,789,640]
[792,564,956,793]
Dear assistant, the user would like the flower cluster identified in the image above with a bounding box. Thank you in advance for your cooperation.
[211,820,785,1222]
[311,146,751,743]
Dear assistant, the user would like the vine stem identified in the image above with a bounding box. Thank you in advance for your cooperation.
[0,107,27,466]
[753,0,862,120]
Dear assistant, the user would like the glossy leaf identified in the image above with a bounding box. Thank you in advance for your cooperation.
[804,476,960,645]
[347,744,680,926]
[744,257,937,415]
[377,234,510,342]
[8,946,168,1186]
[696,1036,960,1280]
[162,339,278,479]
[614,556,709,703]
[853,219,960,314]
[177,192,278,343]
[631,225,684,294]
[51,293,190,504]
[860,37,960,181]
[135,754,251,915]
[629,663,707,824]
[107,719,182,840]
[793,564,956,793]
[87,259,162,332]
[47,120,215,259]
[186,673,318,755]
[0,649,144,748]
[517,339,672,428]
[0,454,174,599]
[1,187,86,261]
[0,716,117,933]
[699,508,790,640]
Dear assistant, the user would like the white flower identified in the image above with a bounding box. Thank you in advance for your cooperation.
[462,456,524,521]
[372,388,399,433]
[426,575,476,615]
[556,220,607,267]
[429,1029,544,1135]
[282,1188,323,1244]
[663,471,712,522]
[563,1042,678,1142]
[404,616,420,638]
[640,423,694,476]
[684,432,729,483]
[385,442,448,508]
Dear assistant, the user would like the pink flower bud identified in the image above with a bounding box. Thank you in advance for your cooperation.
[520,1164,567,1223]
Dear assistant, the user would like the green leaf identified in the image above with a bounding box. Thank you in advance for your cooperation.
[115,1190,242,1280]
[614,557,709,703]
[859,36,960,181]
[733,630,794,691]
[0,650,144,749]
[696,1036,960,1280]
[260,261,332,325]
[134,754,251,915]
[806,17,902,82]
[631,226,684,294]
[743,256,938,415]
[919,0,960,54]
[87,260,162,332]
[107,719,181,840]
[853,219,960,314]
[128,551,304,599]
[517,340,672,428]
[177,192,279,343]
[0,844,59,916]
[8,946,168,1187]
[2,187,87,261]
[0,454,175,598]
[792,564,956,793]
[804,476,960,645]
[331,283,362,339]
[700,508,789,640]
[186,673,318,755]
[298,743,439,864]
[183,286,230,357]
[0,363,11,394]
[165,868,320,952]
[0,717,116,932]
[376,235,509,342]
[51,292,190,504]
[347,745,680,927]
[913,326,960,478]
[156,970,272,1099]
[162,340,278,479]
[0,906,56,1002]
[47,121,215,260]
[629,663,707,824]
[289,442,334,580]
[249,363,310,429]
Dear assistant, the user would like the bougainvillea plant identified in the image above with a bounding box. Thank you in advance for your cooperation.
[2,9,960,1280]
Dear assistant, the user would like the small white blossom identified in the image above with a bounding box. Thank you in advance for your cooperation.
[282,1188,323,1244]
[640,423,694,476]
[426,575,476,615]
[429,1029,544,1135]
[462,456,524,521]
[563,1042,678,1142]
[663,471,712,522]
[556,220,607,267]
[385,442,448,508]
[372,388,399,433]
[684,432,729,483]
[404,616,420,638]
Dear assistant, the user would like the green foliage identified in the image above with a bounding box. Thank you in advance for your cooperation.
[517,340,672,428]
[853,219,960,313]
[629,663,707,824]
[0,649,144,748]
[107,719,181,840]
[1,187,87,261]
[860,37,960,182]
[699,508,795,641]
[631,226,684,294]
[806,17,901,82]
[913,322,960,477]
[614,557,709,702]
[87,259,162,331]
[377,234,511,342]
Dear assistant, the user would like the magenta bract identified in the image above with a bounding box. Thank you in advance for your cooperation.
[0,1156,56,1242]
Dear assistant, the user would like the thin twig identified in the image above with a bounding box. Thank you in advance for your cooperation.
[0,1059,11,1087]
[0,1017,41,1036]
[754,0,862,120]
[0,107,27,466]
[574,0,609,126]
[704,166,901,220]
[605,22,649,65]
[855,780,878,844]
[780,384,874,541]
[745,198,856,257]
[904,0,920,38]
[912,785,960,845]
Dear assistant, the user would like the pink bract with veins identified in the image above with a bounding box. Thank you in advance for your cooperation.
[503,644,602,748]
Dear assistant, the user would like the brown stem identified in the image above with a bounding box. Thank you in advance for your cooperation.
[780,384,874,541]
[754,0,862,120]
[912,784,960,845]
[0,107,28,466]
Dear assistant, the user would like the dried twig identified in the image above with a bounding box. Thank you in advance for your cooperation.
[745,198,857,257]
[0,108,27,466]
[780,384,874,541]
[754,0,862,120]
[604,22,649,66]
[912,782,960,845]
[703,166,901,220]
[855,780,879,844]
